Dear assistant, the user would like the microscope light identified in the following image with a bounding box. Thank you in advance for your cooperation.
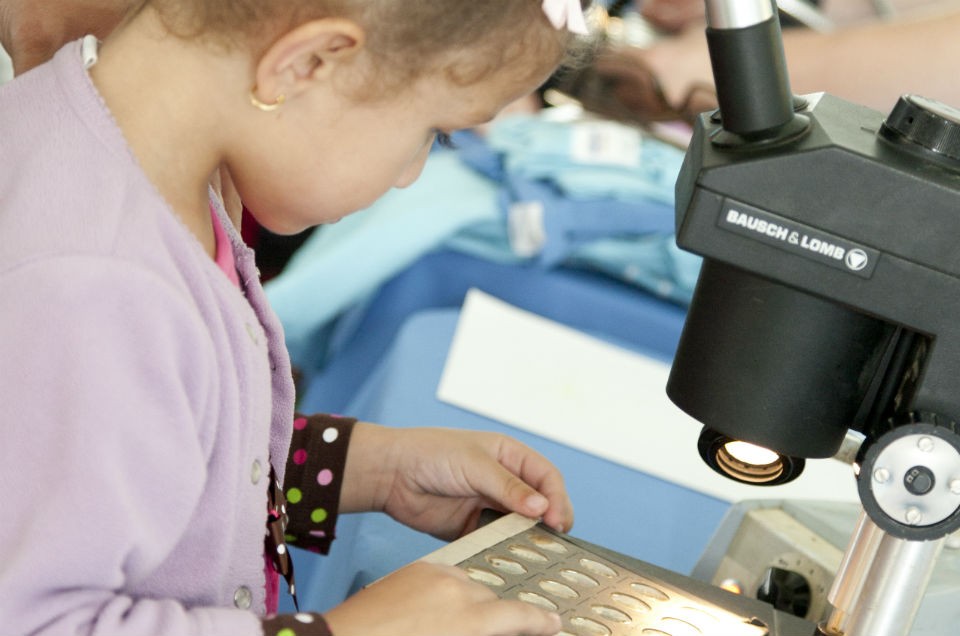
[698,427,805,486]
[718,578,744,595]
[723,441,780,466]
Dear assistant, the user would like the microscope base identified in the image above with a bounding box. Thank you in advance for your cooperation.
[693,500,960,635]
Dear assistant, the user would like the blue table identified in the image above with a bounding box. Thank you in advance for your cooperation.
[280,250,729,613]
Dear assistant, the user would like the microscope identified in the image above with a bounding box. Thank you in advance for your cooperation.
[667,1,960,635]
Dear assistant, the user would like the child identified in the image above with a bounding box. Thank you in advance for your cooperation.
[0,1,591,635]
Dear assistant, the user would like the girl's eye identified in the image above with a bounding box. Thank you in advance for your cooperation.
[434,131,457,150]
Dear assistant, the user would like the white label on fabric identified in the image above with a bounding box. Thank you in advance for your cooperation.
[569,121,641,167]
[507,201,547,258]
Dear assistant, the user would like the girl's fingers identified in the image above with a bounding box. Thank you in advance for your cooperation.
[467,599,562,636]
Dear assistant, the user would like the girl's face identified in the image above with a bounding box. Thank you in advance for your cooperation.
[231,59,553,235]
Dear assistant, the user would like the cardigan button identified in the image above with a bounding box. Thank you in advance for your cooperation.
[250,459,263,485]
[234,585,253,609]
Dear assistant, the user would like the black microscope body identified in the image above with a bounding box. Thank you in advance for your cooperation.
[656,4,960,634]
[665,15,960,542]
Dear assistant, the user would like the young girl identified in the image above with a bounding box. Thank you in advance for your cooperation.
[0,1,591,635]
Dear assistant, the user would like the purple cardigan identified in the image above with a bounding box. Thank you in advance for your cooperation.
[0,42,346,635]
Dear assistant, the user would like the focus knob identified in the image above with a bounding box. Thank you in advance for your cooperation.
[756,566,811,618]
[881,94,960,162]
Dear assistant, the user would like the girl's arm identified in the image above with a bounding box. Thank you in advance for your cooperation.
[262,561,563,636]
[283,419,574,542]
[781,8,960,111]
[279,419,572,636]
[336,422,574,539]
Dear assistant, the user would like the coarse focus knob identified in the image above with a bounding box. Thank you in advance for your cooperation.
[756,566,811,618]
[881,94,960,162]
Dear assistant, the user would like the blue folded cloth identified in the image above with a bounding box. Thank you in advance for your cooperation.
[503,176,675,267]
[485,114,685,204]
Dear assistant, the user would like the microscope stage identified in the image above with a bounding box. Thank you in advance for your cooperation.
[418,513,814,636]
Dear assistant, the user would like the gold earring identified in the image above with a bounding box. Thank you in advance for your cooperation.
[249,89,286,112]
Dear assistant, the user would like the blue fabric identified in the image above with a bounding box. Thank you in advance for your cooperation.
[566,236,703,304]
[290,250,690,408]
[485,114,685,204]
[510,176,673,265]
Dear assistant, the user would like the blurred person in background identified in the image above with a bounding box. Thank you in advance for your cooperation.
[591,0,960,123]
[0,0,132,74]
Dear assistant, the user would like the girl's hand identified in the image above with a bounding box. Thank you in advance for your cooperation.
[324,561,562,636]
[340,423,574,539]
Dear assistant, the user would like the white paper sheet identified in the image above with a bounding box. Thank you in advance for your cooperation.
[437,288,858,503]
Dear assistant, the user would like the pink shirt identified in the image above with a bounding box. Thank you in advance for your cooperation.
[211,206,242,288]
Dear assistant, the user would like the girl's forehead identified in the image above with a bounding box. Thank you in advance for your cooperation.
[425,67,547,126]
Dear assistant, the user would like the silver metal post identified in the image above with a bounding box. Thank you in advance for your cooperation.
[843,533,944,636]
[823,511,885,634]
[820,510,944,636]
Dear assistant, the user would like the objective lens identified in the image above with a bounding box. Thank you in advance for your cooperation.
[716,443,785,483]
[698,427,805,486]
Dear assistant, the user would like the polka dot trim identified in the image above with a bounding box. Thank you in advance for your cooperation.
[282,413,356,555]
[262,612,332,636]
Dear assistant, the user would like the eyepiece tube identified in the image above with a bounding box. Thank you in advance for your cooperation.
[704,0,797,139]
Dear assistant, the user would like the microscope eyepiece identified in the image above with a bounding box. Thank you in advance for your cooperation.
[703,0,808,145]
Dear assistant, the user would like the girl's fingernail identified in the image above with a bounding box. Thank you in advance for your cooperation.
[525,493,548,512]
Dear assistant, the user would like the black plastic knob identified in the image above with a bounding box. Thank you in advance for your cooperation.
[756,566,811,618]
[904,465,936,496]
[881,95,960,161]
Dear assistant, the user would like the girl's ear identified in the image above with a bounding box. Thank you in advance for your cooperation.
[251,18,365,106]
